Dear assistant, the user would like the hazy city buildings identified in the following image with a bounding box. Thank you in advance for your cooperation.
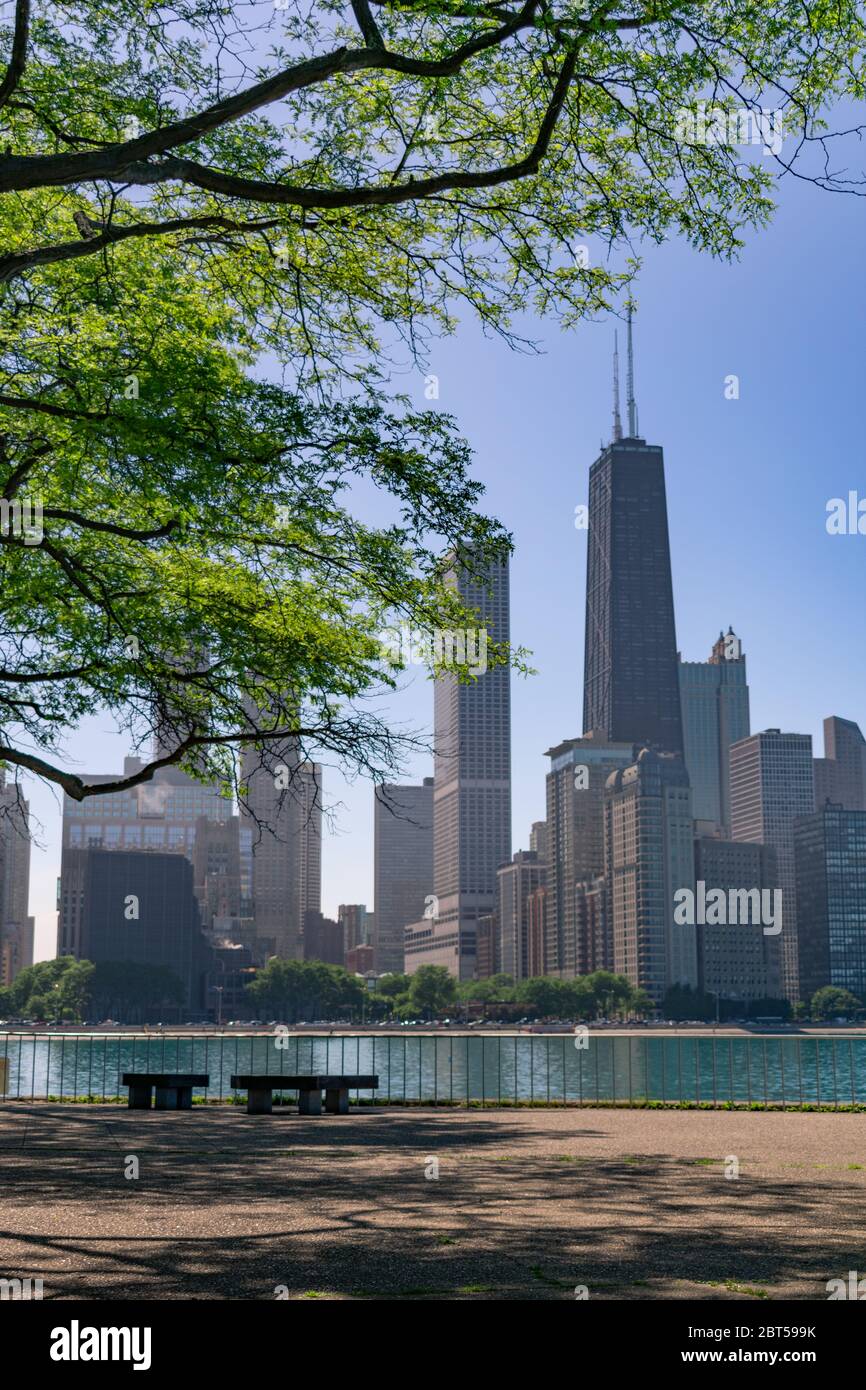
[795,804,866,1003]
[604,749,697,1003]
[57,756,230,958]
[192,815,243,928]
[338,903,368,956]
[730,730,815,1001]
[373,778,433,974]
[0,772,32,985]
[528,821,548,859]
[693,833,781,1005]
[497,849,545,981]
[239,744,322,960]
[813,716,866,812]
[302,909,344,966]
[582,324,684,756]
[679,629,750,833]
[475,912,500,979]
[405,553,512,979]
[544,734,634,976]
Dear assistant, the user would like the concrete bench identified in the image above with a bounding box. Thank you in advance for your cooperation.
[122,1072,209,1111]
[230,1074,379,1116]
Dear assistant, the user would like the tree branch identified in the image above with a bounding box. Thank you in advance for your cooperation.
[0,7,542,195]
[0,0,30,111]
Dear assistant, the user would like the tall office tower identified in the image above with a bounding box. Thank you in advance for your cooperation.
[795,805,866,1004]
[497,850,546,981]
[239,739,322,961]
[573,877,609,975]
[730,730,815,1002]
[693,835,781,1005]
[78,849,210,1017]
[338,904,368,955]
[529,821,548,859]
[813,716,866,811]
[406,554,511,980]
[373,778,433,974]
[0,772,32,984]
[57,756,229,957]
[582,317,683,756]
[604,749,697,1003]
[544,733,634,976]
[678,629,750,834]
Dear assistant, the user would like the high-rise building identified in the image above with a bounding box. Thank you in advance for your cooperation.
[497,850,545,981]
[0,772,32,985]
[78,848,210,1017]
[678,629,750,833]
[813,717,866,812]
[544,734,634,976]
[582,317,683,756]
[373,778,433,974]
[729,730,815,1002]
[693,834,781,1004]
[795,804,866,1004]
[604,749,697,1003]
[239,741,322,960]
[406,554,511,979]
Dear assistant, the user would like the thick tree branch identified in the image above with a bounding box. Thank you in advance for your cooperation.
[0,0,30,110]
[114,54,579,211]
[41,510,180,542]
[0,6,542,195]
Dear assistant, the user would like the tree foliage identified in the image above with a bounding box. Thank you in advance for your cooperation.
[245,954,366,1020]
[1,0,862,804]
[810,986,863,1021]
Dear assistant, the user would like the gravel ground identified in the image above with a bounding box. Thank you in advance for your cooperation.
[1,1103,864,1300]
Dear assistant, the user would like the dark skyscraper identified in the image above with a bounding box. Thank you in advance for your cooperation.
[582,316,683,755]
[79,849,209,1016]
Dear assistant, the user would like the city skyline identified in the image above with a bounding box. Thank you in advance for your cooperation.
[17,165,866,958]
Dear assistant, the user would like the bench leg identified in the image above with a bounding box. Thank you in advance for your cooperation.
[128,1084,152,1110]
[297,1087,322,1116]
[154,1086,179,1110]
[247,1087,273,1115]
[176,1086,193,1111]
[324,1087,349,1115]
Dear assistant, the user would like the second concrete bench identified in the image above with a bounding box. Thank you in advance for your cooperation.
[230,1074,379,1115]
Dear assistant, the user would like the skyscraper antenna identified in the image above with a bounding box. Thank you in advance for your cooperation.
[612,329,623,443]
[626,305,638,438]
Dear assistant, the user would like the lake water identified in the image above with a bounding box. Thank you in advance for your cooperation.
[2,1031,865,1105]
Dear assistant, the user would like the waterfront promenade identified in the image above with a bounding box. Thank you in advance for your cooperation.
[1,1104,863,1300]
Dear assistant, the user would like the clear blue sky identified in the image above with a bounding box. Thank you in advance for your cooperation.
[26,163,865,958]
